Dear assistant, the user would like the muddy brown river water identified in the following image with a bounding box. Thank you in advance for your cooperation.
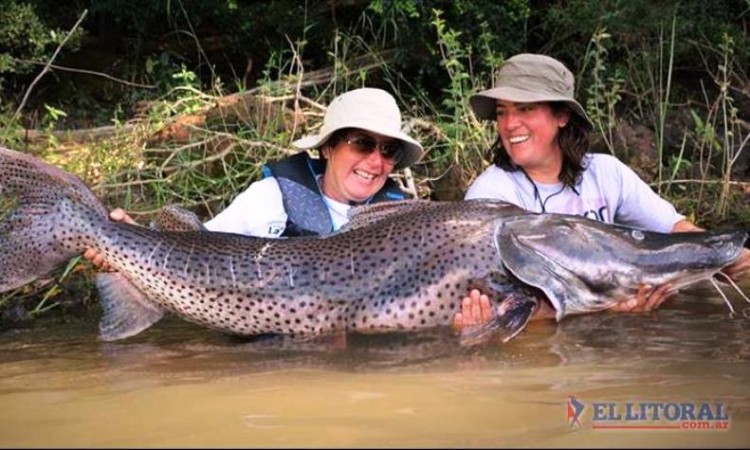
[1,282,749,447]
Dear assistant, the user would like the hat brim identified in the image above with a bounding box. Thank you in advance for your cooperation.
[470,86,593,130]
[293,123,424,171]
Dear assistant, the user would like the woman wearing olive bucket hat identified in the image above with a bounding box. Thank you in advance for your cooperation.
[452,53,750,336]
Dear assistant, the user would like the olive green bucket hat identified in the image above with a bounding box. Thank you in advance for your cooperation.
[293,88,424,170]
[470,53,594,129]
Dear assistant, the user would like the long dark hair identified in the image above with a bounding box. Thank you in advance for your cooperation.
[489,102,590,188]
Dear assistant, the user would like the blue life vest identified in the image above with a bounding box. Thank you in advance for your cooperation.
[262,152,410,237]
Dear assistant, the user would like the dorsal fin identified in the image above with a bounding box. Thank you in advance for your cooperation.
[149,204,207,232]
[340,199,435,232]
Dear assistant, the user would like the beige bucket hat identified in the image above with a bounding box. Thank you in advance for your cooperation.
[293,87,424,170]
[470,53,593,129]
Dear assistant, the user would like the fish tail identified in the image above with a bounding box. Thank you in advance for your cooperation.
[0,146,108,292]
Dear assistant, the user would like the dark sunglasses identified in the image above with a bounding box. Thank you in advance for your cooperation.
[345,134,403,161]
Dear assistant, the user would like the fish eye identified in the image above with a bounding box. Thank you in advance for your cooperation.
[631,230,644,240]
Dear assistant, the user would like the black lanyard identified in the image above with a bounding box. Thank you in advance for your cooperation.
[520,170,578,213]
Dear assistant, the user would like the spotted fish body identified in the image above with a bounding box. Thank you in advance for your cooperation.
[0,146,523,340]
[0,146,746,343]
[82,200,518,338]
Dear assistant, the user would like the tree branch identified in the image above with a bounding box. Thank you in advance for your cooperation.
[11,9,89,124]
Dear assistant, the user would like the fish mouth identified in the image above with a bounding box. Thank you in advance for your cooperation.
[494,214,748,320]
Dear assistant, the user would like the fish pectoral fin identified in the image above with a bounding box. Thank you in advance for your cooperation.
[458,293,538,347]
[96,272,164,342]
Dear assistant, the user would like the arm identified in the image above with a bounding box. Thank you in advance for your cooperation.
[671,219,703,233]
[724,247,750,280]
[203,177,287,237]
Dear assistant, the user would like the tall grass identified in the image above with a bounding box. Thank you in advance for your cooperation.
[581,15,749,227]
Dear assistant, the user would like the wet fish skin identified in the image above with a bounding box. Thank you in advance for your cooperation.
[90,200,511,338]
[0,146,746,344]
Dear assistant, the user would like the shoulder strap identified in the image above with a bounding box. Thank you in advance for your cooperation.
[264,152,333,236]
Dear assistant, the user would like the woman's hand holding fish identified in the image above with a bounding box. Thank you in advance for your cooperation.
[722,248,750,281]
[452,289,557,336]
[608,283,675,313]
[82,208,138,271]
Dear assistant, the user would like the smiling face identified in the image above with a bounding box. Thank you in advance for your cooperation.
[320,129,403,203]
[495,100,570,182]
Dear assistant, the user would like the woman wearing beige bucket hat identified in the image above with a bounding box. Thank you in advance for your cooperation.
[453,53,750,334]
[83,88,424,268]
[202,87,424,237]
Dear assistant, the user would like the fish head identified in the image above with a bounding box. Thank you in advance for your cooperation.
[494,214,747,320]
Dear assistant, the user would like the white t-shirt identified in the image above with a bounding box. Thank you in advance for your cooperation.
[465,153,685,233]
[203,176,352,237]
